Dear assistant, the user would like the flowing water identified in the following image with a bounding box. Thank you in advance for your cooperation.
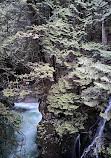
[80,98,111,158]
[8,102,42,158]
[73,135,81,158]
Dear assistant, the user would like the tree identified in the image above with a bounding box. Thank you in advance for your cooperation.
[102,19,107,45]
[75,0,111,44]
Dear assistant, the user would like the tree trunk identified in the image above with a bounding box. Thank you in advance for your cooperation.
[102,19,107,45]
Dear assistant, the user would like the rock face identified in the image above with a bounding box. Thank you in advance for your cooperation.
[21,95,38,102]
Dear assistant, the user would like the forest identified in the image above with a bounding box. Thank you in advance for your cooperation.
[0,0,111,158]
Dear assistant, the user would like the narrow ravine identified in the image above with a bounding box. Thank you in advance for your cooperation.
[8,102,42,158]
[1,0,111,158]
[74,97,111,158]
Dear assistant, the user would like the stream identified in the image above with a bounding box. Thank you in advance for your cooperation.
[8,102,42,158]
[73,98,111,158]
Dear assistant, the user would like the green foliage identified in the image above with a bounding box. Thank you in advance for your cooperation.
[106,144,111,156]
[74,57,111,110]
[47,77,79,116]
[54,120,78,137]
[26,3,85,65]
[100,112,111,121]
[46,75,89,136]
[73,0,111,42]
[103,144,111,157]
[20,62,55,81]
[3,62,54,100]
[0,102,21,129]
[0,102,21,156]
[82,42,104,51]
[54,112,88,137]
[3,88,31,98]
[0,0,111,152]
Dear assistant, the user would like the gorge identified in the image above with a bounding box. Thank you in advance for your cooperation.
[74,98,111,158]
[2,101,42,158]
[0,0,111,158]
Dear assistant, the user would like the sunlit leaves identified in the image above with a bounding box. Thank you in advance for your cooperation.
[19,62,55,81]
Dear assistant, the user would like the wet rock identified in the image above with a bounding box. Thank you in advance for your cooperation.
[21,95,38,103]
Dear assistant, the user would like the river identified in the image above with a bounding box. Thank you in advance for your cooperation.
[8,102,42,158]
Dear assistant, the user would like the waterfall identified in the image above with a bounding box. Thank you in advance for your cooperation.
[81,98,111,158]
[73,135,81,158]
[8,102,42,158]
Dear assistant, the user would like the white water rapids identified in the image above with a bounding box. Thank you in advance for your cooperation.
[81,98,111,158]
[9,102,42,158]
